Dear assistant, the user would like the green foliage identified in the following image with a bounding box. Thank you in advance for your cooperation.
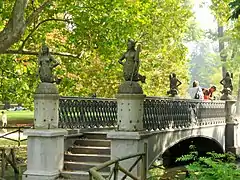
[189,41,221,89]
[176,146,240,180]
[0,54,37,107]
[229,0,240,20]
[211,0,232,25]
[0,0,194,104]
[207,0,240,95]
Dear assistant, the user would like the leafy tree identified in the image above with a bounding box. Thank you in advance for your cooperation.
[229,0,240,20]
[0,0,194,105]
[189,41,221,88]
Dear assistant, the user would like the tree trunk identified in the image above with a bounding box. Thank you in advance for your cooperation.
[218,25,227,78]
[0,0,51,53]
[236,74,240,116]
[0,0,28,53]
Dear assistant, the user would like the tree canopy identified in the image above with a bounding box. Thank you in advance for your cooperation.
[0,0,194,106]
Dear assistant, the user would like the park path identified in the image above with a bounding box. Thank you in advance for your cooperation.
[0,128,27,140]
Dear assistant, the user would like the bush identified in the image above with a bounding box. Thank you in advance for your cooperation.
[176,145,240,180]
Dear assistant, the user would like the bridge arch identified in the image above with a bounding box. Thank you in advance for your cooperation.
[161,135,224,167]
[147,125,226,168]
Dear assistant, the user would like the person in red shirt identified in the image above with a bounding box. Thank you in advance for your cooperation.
[202,88,210,100]
[202,86,216,100]
[208,86,216,100]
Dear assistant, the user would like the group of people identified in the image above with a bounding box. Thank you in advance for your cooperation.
[166,70,234,100]
[167,73,217,100]
[189,72,233,100]
[189,81,216,100]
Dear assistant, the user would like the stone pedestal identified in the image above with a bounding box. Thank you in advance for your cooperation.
[107,131,148,179]
[23,129,67,180]
[225,100,236,122]
[23,83,67,180]
[225,100,240,154]
[108,81,147,179]
[225,122,240,154]
[116,94,146,131]
[34,83,59,128]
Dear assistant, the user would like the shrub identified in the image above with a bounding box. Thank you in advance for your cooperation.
[176,146,240,180]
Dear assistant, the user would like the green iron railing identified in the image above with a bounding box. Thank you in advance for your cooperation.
[59,96,226,130]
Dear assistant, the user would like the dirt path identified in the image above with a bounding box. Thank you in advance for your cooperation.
[0,128,27,140]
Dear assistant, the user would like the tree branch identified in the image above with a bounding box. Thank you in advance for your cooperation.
[25,0,52,26]
[0,0,28,53]
[20,18,72,50]
[4,49,84,59]
[0,0,53,53]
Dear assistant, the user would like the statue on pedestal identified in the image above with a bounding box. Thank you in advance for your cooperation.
[220,72,233,94]
[118,39,146,83]
[220,88,233,100]
[167,73,182,97]
[38,44,61,84]
[220,72,233,100]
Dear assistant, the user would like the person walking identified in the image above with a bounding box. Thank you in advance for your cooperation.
[1,111,7,127]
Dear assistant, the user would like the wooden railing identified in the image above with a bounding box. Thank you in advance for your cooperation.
[0,146,19,178]
[89,152,146,180]
[0,126,32,146]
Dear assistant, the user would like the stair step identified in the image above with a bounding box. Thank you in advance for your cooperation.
[61,170,109,180]
[64,161,110,172]
[74,139,111,147]
[64,153,111,163]
[69,146,110,155]
[83,132,108,140]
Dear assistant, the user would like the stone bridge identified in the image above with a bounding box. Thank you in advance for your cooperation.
[23,87,240,179]
[58,96,239,171]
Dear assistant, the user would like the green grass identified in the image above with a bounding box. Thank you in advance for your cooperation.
[2,110,34,125]
[0,139,27,146]
[6,111,34,121]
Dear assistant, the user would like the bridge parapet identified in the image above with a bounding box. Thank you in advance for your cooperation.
[59,96,117,129]
[144,98,226,130]
[59,96,226,130]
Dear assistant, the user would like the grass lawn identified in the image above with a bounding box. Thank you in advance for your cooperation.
[3,110,34,125]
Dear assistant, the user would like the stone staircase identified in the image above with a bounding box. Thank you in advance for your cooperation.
[61,132,111,179]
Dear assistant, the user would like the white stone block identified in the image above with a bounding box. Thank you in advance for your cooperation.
[34,83,59,129]
[23,129,67,180]
[107,131,148,179]
[116,94,146,131]
[34,94,59,128]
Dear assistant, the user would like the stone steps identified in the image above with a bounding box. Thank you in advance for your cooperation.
[74,139,111,147]
[69,146,111,154]
[64,161,110,172]
[64,153,110,163]
[83,131,108,140]
[60,170,109,180]
[62,132,111,179]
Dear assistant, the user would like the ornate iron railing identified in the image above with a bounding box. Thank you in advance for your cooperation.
[143,98,226,130]
[59,97,117,129]
[59,96,226,130]
[89,152,146,180]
